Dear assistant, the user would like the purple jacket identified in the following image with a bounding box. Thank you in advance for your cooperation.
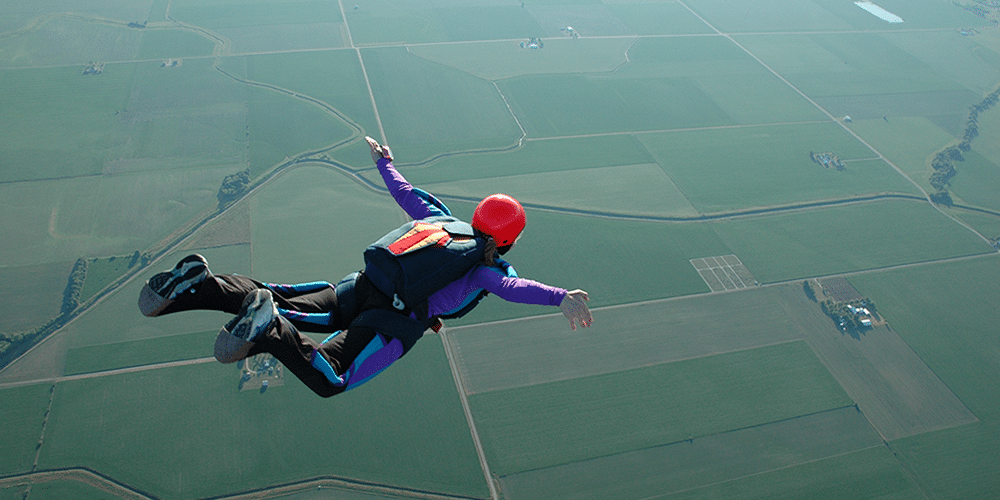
[376,158,566,318]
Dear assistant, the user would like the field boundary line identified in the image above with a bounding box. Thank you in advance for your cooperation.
[0,466,486,500]
[0,467,155,500]
[339,0,388,143]
[0,357,215,390]
[610,36,639,73]
[522,120,828,142]
[336,0,354,48]
[439,329,500,500]
[492,81,526,148]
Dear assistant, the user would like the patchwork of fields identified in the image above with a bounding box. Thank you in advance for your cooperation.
[2,0,1000,498]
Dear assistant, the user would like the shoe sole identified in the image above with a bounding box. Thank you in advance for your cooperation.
[225,289,276,343]
[149,254,208,300]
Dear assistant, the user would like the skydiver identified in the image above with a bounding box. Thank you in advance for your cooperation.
[137,137,593,397]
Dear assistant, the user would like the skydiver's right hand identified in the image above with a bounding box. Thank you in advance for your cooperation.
[366,136,393,164]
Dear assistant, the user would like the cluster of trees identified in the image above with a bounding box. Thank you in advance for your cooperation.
[809,151,845,171]
[954,0,1000,23]
[803,280,819,301]
[217,168,251,209]
[820,298,878,332]
[928,86,1000,204]
[520,37,544,49]
[61,258,88,315]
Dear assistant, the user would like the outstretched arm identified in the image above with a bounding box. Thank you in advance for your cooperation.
[471,267,593,330]
[366,136,439,219]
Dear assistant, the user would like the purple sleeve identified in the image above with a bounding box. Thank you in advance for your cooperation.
[377,158,435,220]
[471,266,566,306]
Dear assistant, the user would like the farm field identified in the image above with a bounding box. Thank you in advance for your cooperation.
[35,336,486,499]
[498,406,891,500]
[467,340,853,476]
[2,0,1000,499]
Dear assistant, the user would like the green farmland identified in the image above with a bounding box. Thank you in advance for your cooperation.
[2,0,1000,499]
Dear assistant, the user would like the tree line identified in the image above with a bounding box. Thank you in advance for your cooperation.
[0,252,150,362]
[929,86,1000,204]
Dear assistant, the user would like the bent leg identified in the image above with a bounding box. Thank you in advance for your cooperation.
[247,318,402,398]
[311,330,404,393]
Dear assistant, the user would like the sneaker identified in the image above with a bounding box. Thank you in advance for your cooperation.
[138,254,210,317]
[149,254,210,300]
[225,289,277,343]
[214,290,277,364]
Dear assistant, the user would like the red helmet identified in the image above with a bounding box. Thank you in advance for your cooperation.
[472,194,526,246]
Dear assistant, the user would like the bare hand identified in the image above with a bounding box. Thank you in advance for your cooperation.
[365,136,393,163]
[559,289,592,330]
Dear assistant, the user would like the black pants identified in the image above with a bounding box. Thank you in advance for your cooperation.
[164,273,404,397]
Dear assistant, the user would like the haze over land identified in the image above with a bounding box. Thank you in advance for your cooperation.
[2,0,1000,499]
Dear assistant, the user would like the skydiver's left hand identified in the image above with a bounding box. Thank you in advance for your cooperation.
[559,289,592,330]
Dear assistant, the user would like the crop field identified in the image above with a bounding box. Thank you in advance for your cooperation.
[62,329,216,375]
[241,50,380,136]
[468,340,852,475]
[0,261,72,335]
[409,37,634,80]
[735,32,968,96]
[954,210,1000,241]
[970,99,1000,164]
[248,89,355,175]
[849,256,1000,421]
[0,383,51,474]
[639,122,916,213]
[364,46,523,161]
[607,2,716,36]
[3,0,1000,498]
[711,200,991,283]
[0,479,112,500]
[449,284,809,395]
[250,166,407,283]
[346,3,545,45]
[668,445,923,500]
[0,20,144,68]
[168,0,342,30]
[0,166,233,268]
[0,64,133,182]
[847,116,958,184]
[950,150,1000,211]
[36,338,487,499]
[135,29,215,60]
[498,406,885,500]
[401,133,656,184]
[424,162,698,217]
